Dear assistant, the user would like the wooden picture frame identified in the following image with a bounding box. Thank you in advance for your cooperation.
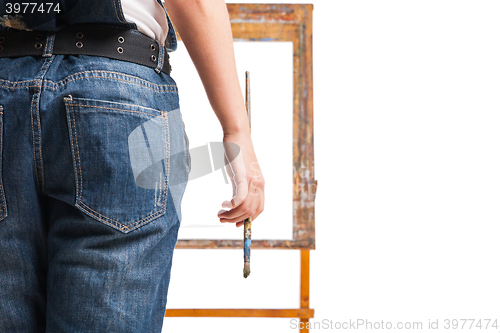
[167,5,316,331]
[175,3,317,250]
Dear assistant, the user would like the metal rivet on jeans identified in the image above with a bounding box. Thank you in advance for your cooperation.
[117,47,124,54]
[76,32,84,39]
[150,44,156,51]
[35,34,43,40]
[150,55,157,62]
[118,36,124,43]
[35,43,43,49]
[76,41,83,48]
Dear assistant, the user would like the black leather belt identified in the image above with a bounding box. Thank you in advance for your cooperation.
[0,24,171,75]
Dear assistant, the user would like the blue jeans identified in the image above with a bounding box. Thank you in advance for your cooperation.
[0,51,189,332]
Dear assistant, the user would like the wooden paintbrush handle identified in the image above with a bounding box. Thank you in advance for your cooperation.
[244,217,252,263]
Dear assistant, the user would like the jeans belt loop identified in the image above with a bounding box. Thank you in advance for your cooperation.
[43,32,56,58]
[155,42,164,74]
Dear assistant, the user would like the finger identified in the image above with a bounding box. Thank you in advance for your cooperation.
[235,192,262,228]
[218,180,255,220]
[236,197,262,228]
[219,185,259,223]
[219,199,255,221]
[219,176,263,221]
[235,179,264,227]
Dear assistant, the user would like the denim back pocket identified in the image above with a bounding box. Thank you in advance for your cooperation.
[64,96,169,233]
[0,107,6,222]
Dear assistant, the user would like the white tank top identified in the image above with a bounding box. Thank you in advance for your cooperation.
[121,0,169,46]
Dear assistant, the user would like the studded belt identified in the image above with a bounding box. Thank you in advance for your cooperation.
[0,24,171,75]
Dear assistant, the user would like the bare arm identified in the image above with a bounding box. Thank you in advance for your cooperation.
[164,0,249,136]
[164,0,265,226]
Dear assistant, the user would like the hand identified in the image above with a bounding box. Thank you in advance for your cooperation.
[217,131,265,227]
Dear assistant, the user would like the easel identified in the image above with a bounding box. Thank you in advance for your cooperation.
[165,4,316,332]
[165,250,313,332]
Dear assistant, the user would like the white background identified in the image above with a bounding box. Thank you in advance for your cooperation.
[164,1,500,332]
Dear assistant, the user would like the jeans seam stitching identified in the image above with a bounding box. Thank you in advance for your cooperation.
[69,103,164,118]
[183,122,190,173]
[30,92,40,190]
[0,73,176,87]
[77,201,163,231]
[0,79,35,84]
[35,88,45,192]
[113,0,129,25]
[0,84,175,92]
[65,99,80,211]
[70,101,83,203]
[163,111,169,210]
[33,56,55,193]
[0,72,178,92]
[0,108,6,220]
[51,70,178,90]
[53,77,177,92]
[42,33,55,57]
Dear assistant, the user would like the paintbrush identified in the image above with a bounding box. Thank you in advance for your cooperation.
[243,71,252,278]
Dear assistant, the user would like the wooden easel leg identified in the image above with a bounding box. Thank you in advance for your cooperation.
[300,250,310,332]
[165,249,314,328]
[300,318,308,333]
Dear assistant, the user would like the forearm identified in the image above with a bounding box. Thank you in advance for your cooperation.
[164,0,250,136]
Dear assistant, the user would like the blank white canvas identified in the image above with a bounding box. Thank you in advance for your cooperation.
[170,41,294,240]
